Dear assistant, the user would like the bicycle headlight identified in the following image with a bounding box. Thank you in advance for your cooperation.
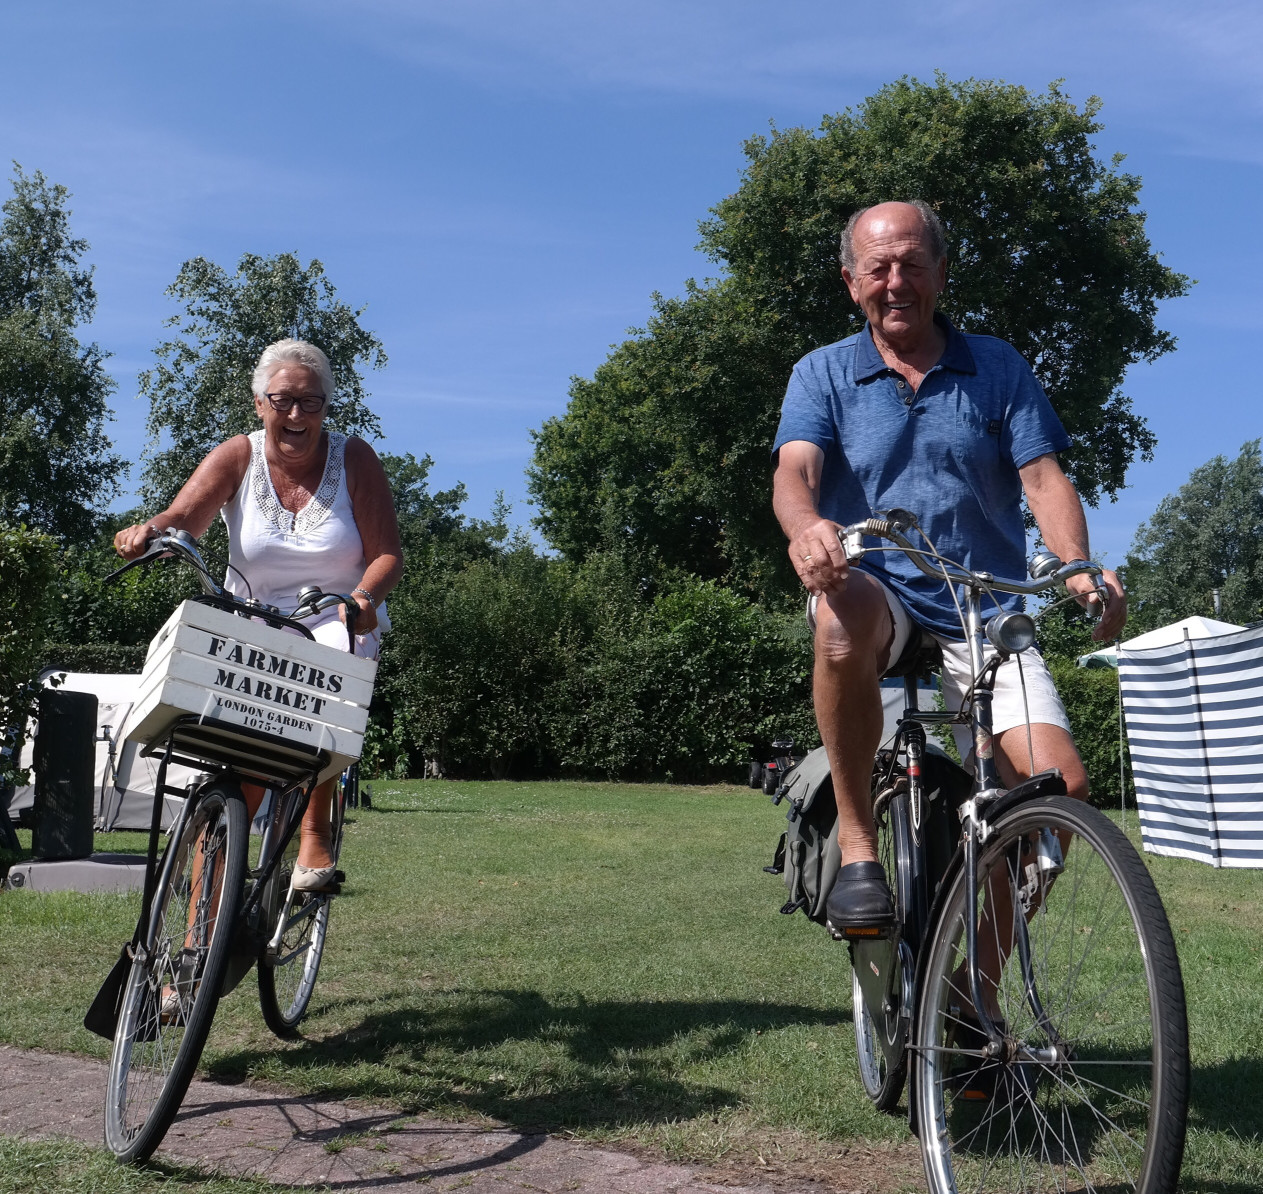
[985,611,1037,655]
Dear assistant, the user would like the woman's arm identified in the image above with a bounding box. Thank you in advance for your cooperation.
[113,437,252,560]
[344,437,404,633]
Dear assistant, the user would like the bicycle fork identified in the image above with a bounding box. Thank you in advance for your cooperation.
[959,801,1067,1053]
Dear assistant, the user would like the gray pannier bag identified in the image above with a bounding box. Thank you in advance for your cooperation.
[764,741,970,927]
[763,745,838,924]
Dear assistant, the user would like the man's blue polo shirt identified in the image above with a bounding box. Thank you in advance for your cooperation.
[773,315,1070,638]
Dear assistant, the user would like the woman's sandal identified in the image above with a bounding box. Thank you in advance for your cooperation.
[292,863,339,892]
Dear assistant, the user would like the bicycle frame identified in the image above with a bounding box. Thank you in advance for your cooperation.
[842,512,1104,1061]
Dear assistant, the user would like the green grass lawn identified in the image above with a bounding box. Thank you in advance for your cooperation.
[2,782,1261,1192]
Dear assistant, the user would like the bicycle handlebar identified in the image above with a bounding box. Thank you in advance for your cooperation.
[839,510,1104,599]
[106,527,358,641]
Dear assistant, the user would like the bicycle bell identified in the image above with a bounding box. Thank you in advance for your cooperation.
[1028,549,1063,580]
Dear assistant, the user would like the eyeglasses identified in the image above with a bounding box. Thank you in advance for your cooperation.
[264,392,327,414]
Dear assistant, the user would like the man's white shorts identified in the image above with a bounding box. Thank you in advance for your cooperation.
[807,580,1071,743]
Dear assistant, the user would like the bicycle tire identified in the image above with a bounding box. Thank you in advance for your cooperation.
[852,785,910,1110]
[257,773,346,1036]
[911,796,1188,1194]
[104,780,248,1162]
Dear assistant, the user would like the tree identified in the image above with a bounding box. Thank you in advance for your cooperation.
[139,253,386,508]
[1122,440,1263,632]
[0,164,125,542]
[530,76,1188,603]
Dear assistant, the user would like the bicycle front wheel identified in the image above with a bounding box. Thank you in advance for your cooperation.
[257,774,346,1036]
[911,796,1188,1194]
[104,780,248,1162]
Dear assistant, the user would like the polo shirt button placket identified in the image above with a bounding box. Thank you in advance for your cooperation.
[895,378,912,406]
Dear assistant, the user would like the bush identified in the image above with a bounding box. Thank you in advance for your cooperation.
[373,548,571,778]
[370,550,819,782]
[554,576,816,780]
[1049,659,1133,810]
[0,522,59,782]
[38,642,147,674]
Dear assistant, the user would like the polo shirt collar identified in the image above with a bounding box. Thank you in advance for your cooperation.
[854,312,977,381]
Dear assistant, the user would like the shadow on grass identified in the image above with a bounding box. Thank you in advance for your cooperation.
[207,987,850,1134]
[1187,1052,1263,1143]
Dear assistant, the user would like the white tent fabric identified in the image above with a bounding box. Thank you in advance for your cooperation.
[1121,616,1243,652]
[11,672,204,831]
[1119,621,1263,867]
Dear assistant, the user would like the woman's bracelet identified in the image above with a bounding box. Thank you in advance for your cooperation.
[352,586,377,607]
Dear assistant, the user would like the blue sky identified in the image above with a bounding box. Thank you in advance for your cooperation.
[3,1,1260,567]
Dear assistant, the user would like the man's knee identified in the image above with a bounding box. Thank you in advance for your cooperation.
[997,723,1088,802]
[812,573,894,670]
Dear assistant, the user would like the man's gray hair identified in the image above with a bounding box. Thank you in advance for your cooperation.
[839,200,946,274]
[251,339,334,401]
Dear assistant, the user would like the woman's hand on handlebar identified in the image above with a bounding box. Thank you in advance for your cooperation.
[1067,566,1127,642]
[341,592,378,634]
[113,521,162,561]
[789,517,849,596]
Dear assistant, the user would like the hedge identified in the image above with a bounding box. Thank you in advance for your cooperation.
[1048,659,1133,811]
[0,522,59,782]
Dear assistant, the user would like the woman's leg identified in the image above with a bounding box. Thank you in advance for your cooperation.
[296,777,336,870]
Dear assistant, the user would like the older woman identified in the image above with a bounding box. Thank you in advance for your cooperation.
[114,339,402,888]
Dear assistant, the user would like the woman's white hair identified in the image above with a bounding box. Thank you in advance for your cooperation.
[251,339,334,402]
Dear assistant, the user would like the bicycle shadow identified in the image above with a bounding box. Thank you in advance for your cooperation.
[207,988,851,1134]
[1182,1053,1263,1179]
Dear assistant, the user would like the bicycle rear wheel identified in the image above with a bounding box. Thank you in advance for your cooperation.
[257,773,346,1036]
[104,780,248,1162]
[911,796,1188,1194]
[852,784,911,1111]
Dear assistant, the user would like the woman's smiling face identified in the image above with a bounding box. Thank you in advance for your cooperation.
[254,364,328,468]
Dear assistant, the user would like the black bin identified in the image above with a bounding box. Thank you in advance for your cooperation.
[31,689,98,860]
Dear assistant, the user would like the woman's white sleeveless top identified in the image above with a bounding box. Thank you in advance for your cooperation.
[220,430,390,635]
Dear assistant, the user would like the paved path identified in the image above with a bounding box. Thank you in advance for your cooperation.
[0,1045,815,1192]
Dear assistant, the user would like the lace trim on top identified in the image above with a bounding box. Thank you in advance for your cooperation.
[249,429,347,537]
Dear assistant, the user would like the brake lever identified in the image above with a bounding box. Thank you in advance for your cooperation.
[104,541,167,585]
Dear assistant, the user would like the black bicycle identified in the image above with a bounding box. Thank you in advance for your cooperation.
[94,529,370,1163]
[833,512,1188,1194]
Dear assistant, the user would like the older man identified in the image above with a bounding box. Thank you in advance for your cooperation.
[772,200,1125,931]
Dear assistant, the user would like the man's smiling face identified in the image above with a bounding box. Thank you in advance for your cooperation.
[842,202,947,355]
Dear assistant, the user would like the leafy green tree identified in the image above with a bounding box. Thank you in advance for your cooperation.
[1122,440,1263,632]
[139,253,386,508]
[530,76,1188,603]
[44,510,198,651]
[0,165,125,542]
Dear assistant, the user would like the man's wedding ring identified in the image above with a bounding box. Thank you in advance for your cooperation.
[802,553,814,562]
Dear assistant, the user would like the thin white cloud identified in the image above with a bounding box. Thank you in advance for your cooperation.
[296,0,1263,161]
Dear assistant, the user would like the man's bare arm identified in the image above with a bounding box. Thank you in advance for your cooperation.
[1020,452,1127,642]
[773,440,849,596]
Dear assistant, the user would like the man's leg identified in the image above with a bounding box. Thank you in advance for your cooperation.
[967,723,1088,1021]
[813,572,898,924]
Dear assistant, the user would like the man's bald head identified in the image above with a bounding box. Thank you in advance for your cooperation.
[839,201,946,275]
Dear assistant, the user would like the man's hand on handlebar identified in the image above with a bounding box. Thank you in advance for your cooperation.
[789,517,850,596]
[1066,567,1127,643]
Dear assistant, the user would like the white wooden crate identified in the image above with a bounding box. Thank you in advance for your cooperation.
[123,601,378,785]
